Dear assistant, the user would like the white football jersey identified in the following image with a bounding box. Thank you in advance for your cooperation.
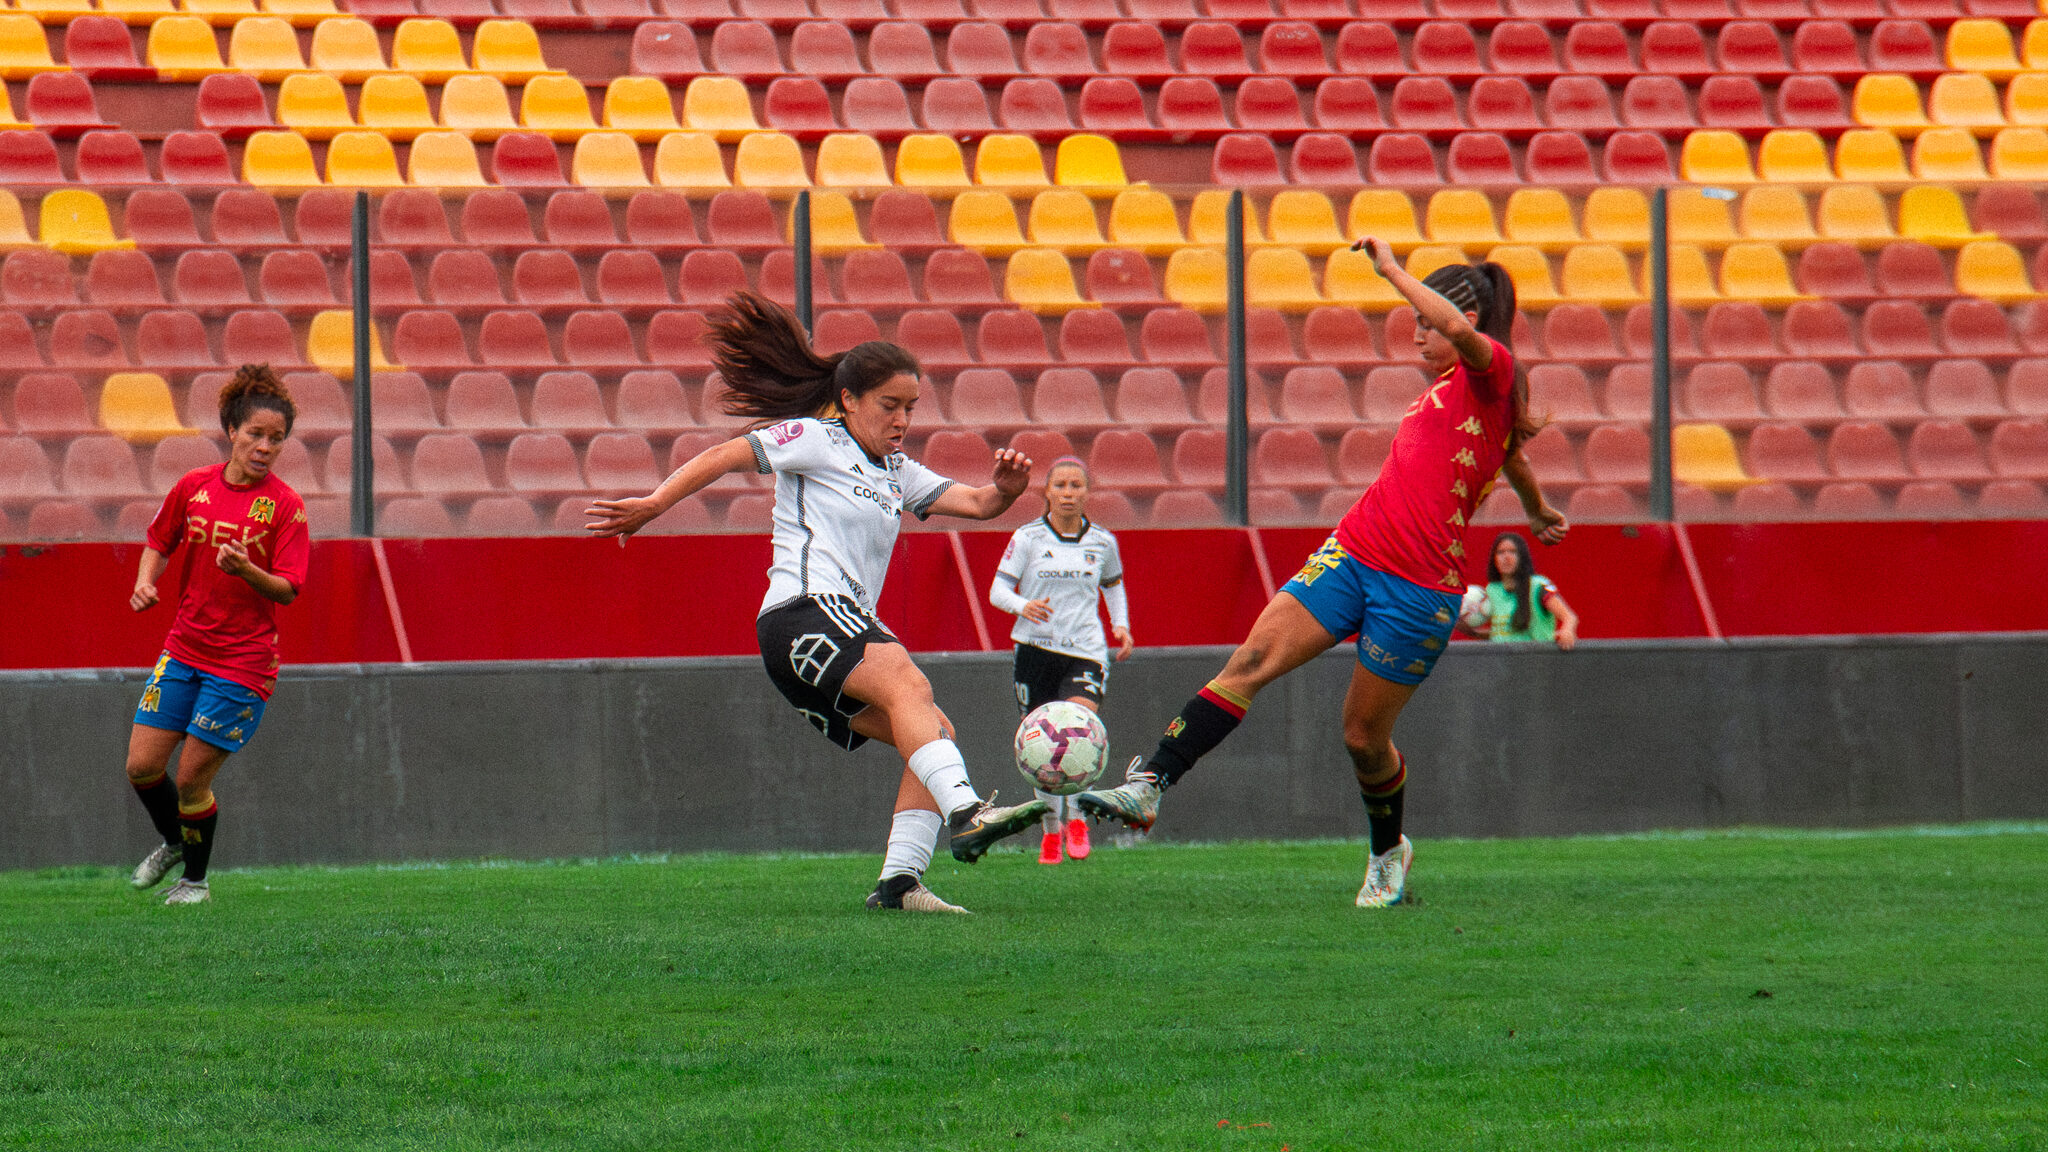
[996,517,1124,665]
[745,417,955,618]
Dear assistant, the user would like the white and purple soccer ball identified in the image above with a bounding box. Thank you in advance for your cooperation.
[1014,701,1110,796]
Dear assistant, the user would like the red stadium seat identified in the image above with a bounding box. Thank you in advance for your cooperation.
[1782,302,1859,359]
[1195,366,1275,424]
[505,432,586,492]
[1390,78,1463,132]
[1683,362,1763,421]
[1156,79,1230,134]
[1942,300,2019,358]
[1974,187,2045,243]
[1489,22,1560,75]
[160,132,235,186]
[1860,302,1938,359]
[1367,133,1442,185]
[0,436,57,495]
[869,190,945,247]
[1923,360,2004,420]
[842,79,918,134]
[1868,20,1940,74]
[625,192,700,247]
[1302,307,1378,364]
[1519,425,1581,482]
[1541,306,1621,362]
[1744,422,1827,482]
[1277,366,1355,423]
[922,78,996,133]
[1470,77,1543,135]
[1698,75,1770,133]
[947,22,1020,75]
[897,310,974,366]
[1620,76,1695,132]
[1247,309,1298,364]
[429,250,508,307]
[258,251,335,308]
[920,249,999,306]
[514,250,591,307]
[1086,428,1166,488]
[461,190,539,246]
[1180,23,1251,76]
[1566,485,1641,522]
[1334,22,1403,75]
[1602,133,1675,183]
[67,17,150,82]
[585,431,661,492]
[1212,134,1286,185]
[1171,428,1224,486]
[1544,78,1618,133]
[1312,78,1386,132]
[1827,420,1909,480]
[1001,78,1076,132]
[50,311,128,368]
[1079,79,1153,132]
[1413,23,1482,75]
[1252,427,1332,486]
[1149,489,1223,526]
[677,249,749,306]
[1526,132,1600,184]
[380,191,456,247]
[807,310,878,356]
[765,79,836,132]
[1291,133,1363,184]
[1023,23,1094,76]
[1906,420,1989,480]
[1777,76,1850,130]
[1563,22,1634,76]
[1084,249,1161,306]
[868,23,942,76]
[544,192,620,247]
[124,191,203,248]
[645,310,714,366]
[979,310,1050,365]
[491,133,568,187]
[133,310,213,370]
[445,372,528,436]
[1760,362,1842,420]
[921,429,996,480]
[1033,367,1112,424]
[86,251,165,309]
[616,370,693,432]
[1260,22,1328,75]
[1582,424,1648,482]
[1102,23,1170,76]
[3,250,77,309]
[1601,364,1650,419]
[1529,365,1604,423]
[710,21,784,75]
[1058,311,1134,365]
[705,191,781,248]
[1795,244,1873,299]
[1875,242,1950,298]
[563,311,643,367]
[1446,133,1517,184]
[1989,419,2048,478]
[13,374,94,434]
[528,370,610,432]
[404,433,488,494]
[1236,78,1308,132]
[597,251,674,308]
[1702,303,1777,360]
[393,310,475,370]
[1790,20,1861,74]
[76,131,149,184]
[1139,309,1217,363]
[478,310,559,368]
[1113,368,1193,425]
[1362,365,1427,421]
[220,310,302,367]
[791,22,863,76]
[1335,427,1392,485]
[367,371,439,435]
[62,435,145,496]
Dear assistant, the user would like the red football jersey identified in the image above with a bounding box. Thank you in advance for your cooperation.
[144,464,311,698]
[1336,336,1518,594]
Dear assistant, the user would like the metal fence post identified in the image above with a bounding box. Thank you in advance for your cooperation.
[1649,186,1673,523]
[793,189,813,334]
[350,190,374,538]
[1224,189,1248,526]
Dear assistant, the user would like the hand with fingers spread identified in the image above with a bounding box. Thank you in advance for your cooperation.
[586,495,663,542]
[991,448,1033,501]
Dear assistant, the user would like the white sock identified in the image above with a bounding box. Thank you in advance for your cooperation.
[906,739,979,820]
[879,808,942,881]
[1035,788,1064,833]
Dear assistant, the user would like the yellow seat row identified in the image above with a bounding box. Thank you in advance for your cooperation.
[277,73,674,142]
[0,187,133,253]
[241,129,1129,193]
[1944,18,2048,78]
[13,0,337,26]
[1851,71,2048,134]
[151,16,558,83]
[1681,126,2048,185]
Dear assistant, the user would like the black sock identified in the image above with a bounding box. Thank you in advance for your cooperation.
[178,802,218,882]
[131,774,182,846]
[1362,752,1407,857]
[1145,682,1248,786]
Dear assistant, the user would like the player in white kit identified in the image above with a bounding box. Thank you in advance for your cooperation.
[588,292,1047,914]
[989,457,1133,865]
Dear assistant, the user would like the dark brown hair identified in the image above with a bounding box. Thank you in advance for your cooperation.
[1489,530,1537,633]
[1422,262,1543,454]
[218,364,295,436]
[709,291,921,423]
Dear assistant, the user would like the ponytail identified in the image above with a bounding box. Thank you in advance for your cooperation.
[709,291,921,424]
[1421,261,1544,454]
[218,363,295,436]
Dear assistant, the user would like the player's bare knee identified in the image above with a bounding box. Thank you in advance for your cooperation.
[124,753,164,782]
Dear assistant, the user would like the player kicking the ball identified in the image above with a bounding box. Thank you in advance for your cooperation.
[1077,242,1568,907]
[588,292,1047,914]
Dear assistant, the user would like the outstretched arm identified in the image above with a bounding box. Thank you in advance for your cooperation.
[586,436,756,540]
[1502,452,1568,546]
[1355,236,1493,372]
[929,448,1033,520]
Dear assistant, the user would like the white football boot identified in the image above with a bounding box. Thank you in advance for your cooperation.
[867,876,970,914]
[130,842,183,890]
[1355,836,1413,908]
[162,879,211,906]
[1074,757,1163,831]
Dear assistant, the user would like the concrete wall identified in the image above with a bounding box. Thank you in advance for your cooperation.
[6,636,2045,871]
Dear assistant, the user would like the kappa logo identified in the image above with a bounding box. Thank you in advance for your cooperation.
[249,496,276,524]
[190,488,211,504]
[789,633,842,686]
[227,727,245,741]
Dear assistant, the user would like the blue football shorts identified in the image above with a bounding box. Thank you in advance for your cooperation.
[133,652,268,754]
[1278,536,1461,686]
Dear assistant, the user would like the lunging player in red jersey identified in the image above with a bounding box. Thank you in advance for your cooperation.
[1077,240,1569,907]
[124,365,309,906]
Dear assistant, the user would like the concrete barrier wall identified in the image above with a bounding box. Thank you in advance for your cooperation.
[6,635,2045,871]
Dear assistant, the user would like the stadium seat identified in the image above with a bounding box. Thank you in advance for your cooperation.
[1920,359,2003,419]
[1163,248,1227,311]
[194,74,275,139]
[572,132,651,188]
[146,16,230,81]
[1079,78,1153,133]
[257,250,336,308]
[12,373,94,433]
[1827,420,1910,480]
[1006,248,1092,313]
[1314,78,1387,133]
[650,132,730,190]
[1906,420,1991,481]
[924,249,1002,305]
[86,251,165,309]
[1139,308,1217,364]
[1911,128,1988,181]
[813,135,890,189]
[1683,362,1763,422]
[626,192,700,247]
[1603,132,1676,184]
[1112,368,1193,426]
[1027,190,1108,252]
[39,190,130,257]
[1990,419,2048,478]
[1942,298,2020,357]
[733,132,810,189]
[644,310,714,366]
[4,249,78,308]
[429,250,507,307]
[1276,366,1355,425]
[325,131,404,187]
[443,371,526,436]
[59,435,145,498]
[1212,134,1287,186]
[307,17,387,80]
[1540,306,1621,363]
[1359,365,1426,422]
[1622,76,1695,134]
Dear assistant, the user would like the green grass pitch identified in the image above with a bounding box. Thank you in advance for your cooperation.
[4,827,2045,1151]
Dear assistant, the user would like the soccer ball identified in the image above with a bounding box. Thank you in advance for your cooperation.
[1458,585,1490,633]
[1014,701,1110,795]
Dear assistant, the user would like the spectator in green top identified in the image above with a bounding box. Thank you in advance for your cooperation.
[1459,532,1579,650]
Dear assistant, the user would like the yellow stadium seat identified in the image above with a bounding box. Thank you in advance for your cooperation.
[406,130,487,187]
[99,374,186,443]
[1246,247,1325,311]
[733,132,811,190]
[310,18,389,82]
[1163,247,1227,311]
[185,0,260,26]
[948,190,1028,253]
[520,74,597,140]
[1189,189,1264,246]
[99,0,177,21]
[40,190,132,256]
[0,85,20,129]
[1501,189,1580,250]
[1670,244,1719,305]
[262,0,343,26]
[1757,129,1833,183]
[1717,242,1806,305]
[16,0,95,20]
[1027,189,1108,252]
[309,310,394,378]
[1738,187,1816,244]
[439,75,518,140]
[2008,72,2048,127]
[1816,185,1896,246]
[571,131,651,190]
[326,130,404,186]
[1680,130,1756,183]
[603,76,680,142]
[1347,189,1422,250]
[1911,127,1988,180]
[1991,126,2048,178]
[1581,187,1650,247]
[1927,73,2005,132]
[814,134,890,188]
[1558,245,1642,305]
[277,72,356,139]
[1403,245,1466,282]
[1669,187,1739,247]
[1323,248,1405,309]
[1484,245,1560,307]
[1005,247,1094,313]
[653,131,730,189]
[974,134,1050,187]
[1266,189,1346,254]
[681,76,758,138]
[391,19,472,83]
[1106,187,1186,255]
[0,191,31,247]
[1833,129,1911,181]
[1673,424,1756,492]
[1946,18,2022,75]
[2026,19,2048,70]
[242,130,322,187]
[0,15,63,79]
[1851,73,1929,131]
[793,190,875,252]
[225,16,304,81]
[471,19,562,83]
[1053,134,1126,189]
[146,16,231,81]
[1954,239,2039,301]
[360,74,435,140]
[896,134,971,188]
[1424,189,1501,249]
